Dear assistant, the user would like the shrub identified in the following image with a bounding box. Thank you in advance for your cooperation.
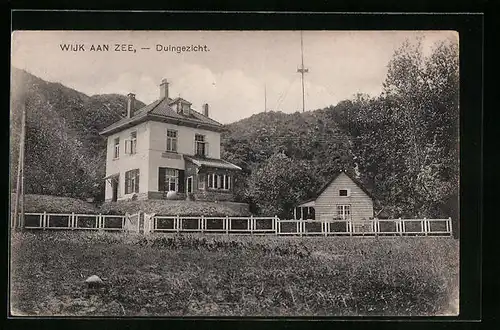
[12,194,99,214]
[99,199,250,217]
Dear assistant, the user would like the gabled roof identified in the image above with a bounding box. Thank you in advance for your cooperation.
[184,156,242,171]
[298,171,374,206]
[99,97,222,136]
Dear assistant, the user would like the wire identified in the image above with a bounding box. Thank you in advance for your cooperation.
[274,76,298,111]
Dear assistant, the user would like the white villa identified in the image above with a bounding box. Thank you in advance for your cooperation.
[99,78,241,202]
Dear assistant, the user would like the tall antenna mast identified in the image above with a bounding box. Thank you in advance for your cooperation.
[297,31,308,113]
[264,83,267,112]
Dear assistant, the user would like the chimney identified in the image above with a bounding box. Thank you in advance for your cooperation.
[127,93,136,118]
[160,78,169,99]
[202,103,209,117]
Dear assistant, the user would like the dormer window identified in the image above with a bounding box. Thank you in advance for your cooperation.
[172,98,192,116]
[181,103,190,116]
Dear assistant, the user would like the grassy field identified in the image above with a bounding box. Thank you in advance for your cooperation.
[10,231,459,317]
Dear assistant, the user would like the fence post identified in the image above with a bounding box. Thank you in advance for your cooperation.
[43,211,47,230]
[98,213,103,230]
[399,218,403,236]
[423,217,428,236]
[201,215,204,233]
[349,219,352,236]
[447,217,452,236]
[176,215,180,233]
[274,216,278,236]
[226,216,230,235]
[250,215,253,235]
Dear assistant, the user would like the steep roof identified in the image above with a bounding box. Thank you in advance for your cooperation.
[99,97,222,136]
[298,171,374,206]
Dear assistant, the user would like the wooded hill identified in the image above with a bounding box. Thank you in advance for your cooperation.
[10,67,145,200]
[10,38,459,224]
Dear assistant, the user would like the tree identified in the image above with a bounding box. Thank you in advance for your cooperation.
[245,152,321,218]
[348,37,459,220]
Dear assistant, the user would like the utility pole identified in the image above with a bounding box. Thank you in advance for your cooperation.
[297,31,308,113]
[13,93,26,230]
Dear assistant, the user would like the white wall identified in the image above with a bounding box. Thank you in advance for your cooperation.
[147,121,221,192]
[315,173,374,221]
[104,120,223,199]
[104,122,150,200]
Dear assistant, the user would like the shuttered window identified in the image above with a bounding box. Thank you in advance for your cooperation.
[125,169,139,194]
[158,168,185,192]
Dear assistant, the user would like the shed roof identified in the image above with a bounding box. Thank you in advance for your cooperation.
[99,97,222,136]
[297,171,374,206]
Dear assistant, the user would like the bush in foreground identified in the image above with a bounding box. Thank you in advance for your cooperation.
[10,232,458,316]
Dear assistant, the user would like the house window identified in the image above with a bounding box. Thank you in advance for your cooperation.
[223,175,231,190]
[165,168,179,192]
[125,131,137,155]
[113,137,120,159]
[339,189,349,197]
[195,134,207,157]
[166,130,178,152]
[208,173,214,189]
[207,173,231,190]
[124,169,140,194]
[182,103,190,115]
[130,131,137,154]
[336,205,351,220]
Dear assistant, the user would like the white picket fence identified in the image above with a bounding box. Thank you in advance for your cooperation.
[17,212,453,237]
[21,212,127,231]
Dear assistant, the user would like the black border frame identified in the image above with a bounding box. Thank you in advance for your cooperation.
[6,8,485,330]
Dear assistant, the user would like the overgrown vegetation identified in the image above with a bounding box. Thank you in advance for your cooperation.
[10,232,459,316]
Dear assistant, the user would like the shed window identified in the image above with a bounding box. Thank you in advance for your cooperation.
[337,205,351,220]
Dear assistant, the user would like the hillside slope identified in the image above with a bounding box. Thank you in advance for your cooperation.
[10,68,145,200]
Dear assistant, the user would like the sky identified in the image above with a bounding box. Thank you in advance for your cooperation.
[11,30,458,124]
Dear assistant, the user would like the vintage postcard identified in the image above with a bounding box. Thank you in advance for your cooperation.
[10,30,459,317]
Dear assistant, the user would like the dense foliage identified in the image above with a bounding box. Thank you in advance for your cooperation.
[222,38,459,225]
[10,68,145,201]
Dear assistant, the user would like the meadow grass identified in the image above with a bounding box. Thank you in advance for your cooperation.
[10,231,459,316]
